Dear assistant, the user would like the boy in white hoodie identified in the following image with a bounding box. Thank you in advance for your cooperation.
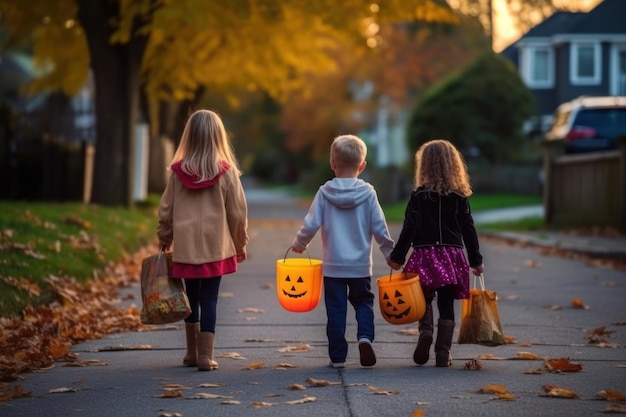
[292,135,394,368]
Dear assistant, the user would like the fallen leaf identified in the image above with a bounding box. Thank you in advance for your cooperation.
[544,358,583,373]
[221,400,241,405]
[249,401,277,408]
[477,354,502,360]
[218,352,246,360]
[162,384,191,391]
[276,363,295,369]
[588,340,620,348]
[409,409,424,417]
[98,344,153,351]
[278,344,311,352]
[523,368,543,374]
[0,385,32,401]
[198,383,226,388]
[48,387,78,393]
[464,359,483,370]
[0,276,41,297]
[510,351,542,360]
[542,384,579,399]
[596,389,626,402]
[600,404,626,413]
[64,359,107,367]
[571,298,589,309]
[188,393,234,399]
[524,259,541,268]
[289,384,307,390]
[244,361,265,370]
[157,390,185,398]
[306,377,340,387]
[284,396,317,405]
[64,216,91,230]
[368,386,400,395]
[587,326,615,338]
[477,384,510,395]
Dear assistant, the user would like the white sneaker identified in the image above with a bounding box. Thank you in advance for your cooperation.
[329,361,345,369]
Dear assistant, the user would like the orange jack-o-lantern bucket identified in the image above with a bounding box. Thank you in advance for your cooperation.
[276,249,323,312]
[376,270,426,325]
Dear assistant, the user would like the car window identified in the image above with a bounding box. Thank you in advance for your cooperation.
[574,108,626,136]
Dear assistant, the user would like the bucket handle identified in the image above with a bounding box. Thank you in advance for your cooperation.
[386,267,411,282]
[283,247,314,264]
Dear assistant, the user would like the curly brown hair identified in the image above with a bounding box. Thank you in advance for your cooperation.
[414,139,472,197]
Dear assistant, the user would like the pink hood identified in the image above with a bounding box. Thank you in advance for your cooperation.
[171,161,230,189]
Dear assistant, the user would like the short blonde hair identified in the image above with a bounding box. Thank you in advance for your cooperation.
[414,139,472,197]
[170,109,241,181]
[331,135,367,169]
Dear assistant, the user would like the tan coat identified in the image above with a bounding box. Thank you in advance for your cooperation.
[157,166,248,265]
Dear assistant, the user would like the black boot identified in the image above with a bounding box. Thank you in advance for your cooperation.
[435,319,455,367]
[413,304,433,365]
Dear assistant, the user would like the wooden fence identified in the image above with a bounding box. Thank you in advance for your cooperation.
[542,138,626,230]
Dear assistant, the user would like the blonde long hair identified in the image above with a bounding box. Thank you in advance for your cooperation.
[414,139,472,197]
[170,109,242,181]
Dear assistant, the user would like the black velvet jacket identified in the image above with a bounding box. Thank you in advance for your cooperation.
[389,187,483,267]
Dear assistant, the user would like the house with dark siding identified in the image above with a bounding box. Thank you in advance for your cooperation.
[501,0,626,131]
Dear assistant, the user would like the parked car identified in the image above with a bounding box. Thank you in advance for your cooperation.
[544,96,626,154]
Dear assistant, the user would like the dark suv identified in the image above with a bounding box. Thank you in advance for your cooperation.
[544,96,626,153]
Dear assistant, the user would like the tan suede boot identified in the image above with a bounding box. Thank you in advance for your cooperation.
[183,322,199,367]
[198,332,219,371]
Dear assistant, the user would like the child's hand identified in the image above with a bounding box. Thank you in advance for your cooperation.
[236,252,247,263]
[471,264,484,276]
[387,259,402,270]
[291,246,304,254]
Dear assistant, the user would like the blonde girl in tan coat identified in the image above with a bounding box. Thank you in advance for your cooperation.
[157,109,248,371]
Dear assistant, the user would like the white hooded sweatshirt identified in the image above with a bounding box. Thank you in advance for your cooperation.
[293,177,395,278]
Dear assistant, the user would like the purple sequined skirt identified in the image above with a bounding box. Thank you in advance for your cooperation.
[404,246,470,299]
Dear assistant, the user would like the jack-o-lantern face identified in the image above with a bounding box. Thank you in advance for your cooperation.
[381,289,411,320]
[282,275,308,298]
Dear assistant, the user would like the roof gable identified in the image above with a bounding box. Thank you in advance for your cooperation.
[568,0,626,34]
[516,0,626,41]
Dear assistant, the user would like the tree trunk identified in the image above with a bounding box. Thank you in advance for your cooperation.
[77,0,150,207]
[146,100,179,193]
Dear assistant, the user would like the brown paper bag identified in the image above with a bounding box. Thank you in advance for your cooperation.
[457,274,505,347]
[140,252,191,324]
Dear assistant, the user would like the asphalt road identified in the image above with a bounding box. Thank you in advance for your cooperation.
[1,186,625,417]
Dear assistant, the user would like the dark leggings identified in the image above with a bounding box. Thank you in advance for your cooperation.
[183,277,222,333]
[425,284,455,321]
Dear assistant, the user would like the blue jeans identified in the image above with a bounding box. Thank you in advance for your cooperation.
[183,277,222,333]
[324,276,375,363]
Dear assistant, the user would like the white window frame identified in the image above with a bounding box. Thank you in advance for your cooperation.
[610,43,626,96]
[570,41,601,85]
[520,44,554,89]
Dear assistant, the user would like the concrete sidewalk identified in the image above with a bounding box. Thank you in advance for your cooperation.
[2,188,625,417]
